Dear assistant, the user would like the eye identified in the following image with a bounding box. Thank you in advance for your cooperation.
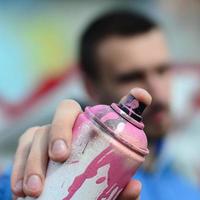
[156,65,171,75]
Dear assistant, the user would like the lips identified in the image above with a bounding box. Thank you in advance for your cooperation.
[144,107,167,124]
[152,111,166,123]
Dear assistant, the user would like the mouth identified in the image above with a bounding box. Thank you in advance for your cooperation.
[144,107,168,123]
[152,110,167,123]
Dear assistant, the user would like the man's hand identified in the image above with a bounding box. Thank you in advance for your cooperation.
[11,88,151,199]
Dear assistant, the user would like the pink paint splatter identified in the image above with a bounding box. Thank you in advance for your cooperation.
[96,177,106,184]
[63,146,134,200]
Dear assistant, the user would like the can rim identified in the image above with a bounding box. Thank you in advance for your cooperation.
[85,106,149,156]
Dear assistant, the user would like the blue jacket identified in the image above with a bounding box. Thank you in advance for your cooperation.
[0,166,12,200]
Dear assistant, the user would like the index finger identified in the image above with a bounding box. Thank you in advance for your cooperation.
[48,99,82,162]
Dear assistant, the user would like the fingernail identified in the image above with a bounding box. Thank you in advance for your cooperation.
[14,179,23,192]
[51,139,67,157]
[26,175,42,192]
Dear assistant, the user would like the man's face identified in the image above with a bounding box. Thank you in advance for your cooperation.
[92,29,172,140]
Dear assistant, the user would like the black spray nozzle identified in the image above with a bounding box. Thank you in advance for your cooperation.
[118,94,147,122]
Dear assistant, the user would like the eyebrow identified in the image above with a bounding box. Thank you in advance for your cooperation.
[115,63,171,83]
[115,69,145,83]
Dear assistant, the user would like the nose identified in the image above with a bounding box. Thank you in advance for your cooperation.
[145,73,165,103]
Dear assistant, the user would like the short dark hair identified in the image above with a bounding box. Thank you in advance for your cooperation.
[79,10,158,81]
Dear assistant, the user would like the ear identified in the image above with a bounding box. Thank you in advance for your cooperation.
[83,75,99,102]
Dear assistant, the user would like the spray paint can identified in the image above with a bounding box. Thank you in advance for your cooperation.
[20,92,149,200]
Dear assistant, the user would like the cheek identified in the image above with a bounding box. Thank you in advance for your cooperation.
[163,74,172,99]
[97,82,122,103]
[153,74,172,107]
[110,87,127,102]
[101,81,128,100]
[117,85,132,98]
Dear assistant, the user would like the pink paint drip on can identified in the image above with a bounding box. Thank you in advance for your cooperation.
[20,93,149,200]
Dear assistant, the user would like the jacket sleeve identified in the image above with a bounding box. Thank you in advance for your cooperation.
[0,166,12,200]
